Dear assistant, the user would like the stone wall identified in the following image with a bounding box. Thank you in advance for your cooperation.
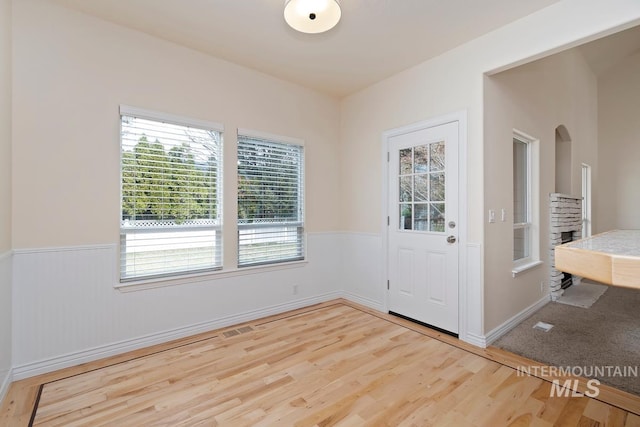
[549,193,582,300]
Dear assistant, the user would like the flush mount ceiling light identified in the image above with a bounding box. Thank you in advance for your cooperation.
[284,0,342,34]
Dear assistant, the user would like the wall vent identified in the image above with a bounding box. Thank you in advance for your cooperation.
[222,325,254,338]
[532,321,554,332]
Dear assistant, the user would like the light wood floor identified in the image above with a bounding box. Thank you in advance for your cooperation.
[2,300,640,426]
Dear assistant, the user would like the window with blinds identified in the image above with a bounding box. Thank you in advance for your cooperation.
[237,133,304,267]
[120,106,223,281]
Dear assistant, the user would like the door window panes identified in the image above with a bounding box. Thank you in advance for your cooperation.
[415,204,429,231]
[430,173,445,201]
[400,148,412,174]
[415,175,429,201]
[430,142,445,171]
[430,203,445,232]
[414,145,429,173]
[397,142,446,232]
[400,177,413,202]
[400,204,412,230]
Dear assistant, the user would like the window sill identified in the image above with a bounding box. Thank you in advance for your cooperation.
[512,260,543,277]
[115,259,308,293]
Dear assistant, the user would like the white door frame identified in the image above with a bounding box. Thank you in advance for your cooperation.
[380,110,474,344]
[581,163,592,238]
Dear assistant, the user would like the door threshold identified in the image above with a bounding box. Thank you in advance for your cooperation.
[389,311,459,338]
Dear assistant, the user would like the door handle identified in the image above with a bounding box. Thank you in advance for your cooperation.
[447,235,457,244]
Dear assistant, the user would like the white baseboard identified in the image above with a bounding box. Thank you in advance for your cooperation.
[341,292,384,312]
[0,251,12,406]
[484,295,551,346]
[12,292,341,381]
[0,368,12,407]
[462,332,488,348]
[9,290,549,380]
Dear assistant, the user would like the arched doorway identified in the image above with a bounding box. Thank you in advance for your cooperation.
[555,125,572,195]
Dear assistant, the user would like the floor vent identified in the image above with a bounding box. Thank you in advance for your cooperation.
[532,321,554,332]
[223,325,254,338]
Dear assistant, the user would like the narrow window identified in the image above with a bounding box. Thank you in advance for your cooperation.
[513,135,531,263]
[237,133,304,267]
[120,107,223,281]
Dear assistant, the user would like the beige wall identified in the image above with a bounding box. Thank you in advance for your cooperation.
[12,0,341,250]
[340,0,625,333]
[340,53,483,237]
[597,52,640,231]
[9,0,345,373]
[0,0,12,394]
[339,0,636,240]
[0,0,10,253]
[6,0,640,352]
[483,50,598,331]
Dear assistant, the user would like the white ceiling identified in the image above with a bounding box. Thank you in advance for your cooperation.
[52,0,563,98]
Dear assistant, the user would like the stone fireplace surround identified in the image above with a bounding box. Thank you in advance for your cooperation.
[549,193,582,300]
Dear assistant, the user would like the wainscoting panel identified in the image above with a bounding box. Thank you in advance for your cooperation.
[461,243,485,347]
[0,251,12,403]
[337,234,486,348]
[10,233,487,380]
[338,233,385,311]
[12,233,343,379]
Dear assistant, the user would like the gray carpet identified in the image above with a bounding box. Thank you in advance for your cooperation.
[493,285,640,396]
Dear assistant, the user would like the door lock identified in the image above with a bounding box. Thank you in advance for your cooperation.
[447,235,457,244]
[448,221,456,229]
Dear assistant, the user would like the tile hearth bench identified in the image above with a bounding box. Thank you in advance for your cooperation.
[555,229,640,289]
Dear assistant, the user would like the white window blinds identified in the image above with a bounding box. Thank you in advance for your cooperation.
[237,134,304,267]
[120,108,223,281]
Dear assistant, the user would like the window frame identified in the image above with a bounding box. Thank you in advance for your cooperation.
[581,163,592,238]
[118,105,224,282]
[236,128,306,268]
[512,130,540,273]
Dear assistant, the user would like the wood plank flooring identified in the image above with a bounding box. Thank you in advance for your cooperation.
[2,299,640,426]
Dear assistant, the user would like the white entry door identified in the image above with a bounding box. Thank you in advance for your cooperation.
[387,121,459,334]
